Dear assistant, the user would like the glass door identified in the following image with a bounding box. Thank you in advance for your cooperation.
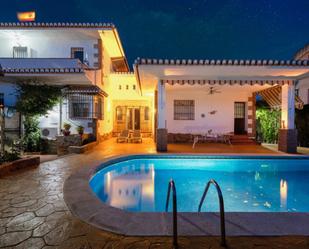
[126,107,140,130]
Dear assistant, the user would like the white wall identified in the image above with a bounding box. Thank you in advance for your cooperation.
[297,78,309,105]
[0,30,99,67]
[165,85,252,134]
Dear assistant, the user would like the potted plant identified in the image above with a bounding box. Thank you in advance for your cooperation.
[76,125,84,136]
[63,123,71,136]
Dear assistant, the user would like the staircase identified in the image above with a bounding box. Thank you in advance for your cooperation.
[230,134,257,145]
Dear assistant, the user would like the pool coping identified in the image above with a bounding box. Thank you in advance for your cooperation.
[63,154,309,236]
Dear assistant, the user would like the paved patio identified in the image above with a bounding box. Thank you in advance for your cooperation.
[1,138,308,249]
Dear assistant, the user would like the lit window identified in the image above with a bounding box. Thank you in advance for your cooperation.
[144,107,150,121]
[116,106,123,121]
[174,100,195,120]
[13,46,27,58]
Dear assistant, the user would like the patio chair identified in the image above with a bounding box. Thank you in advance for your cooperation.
[130,130,142,143]
[117,130,129,143]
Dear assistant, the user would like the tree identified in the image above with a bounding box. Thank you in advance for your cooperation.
[15,81,62,152]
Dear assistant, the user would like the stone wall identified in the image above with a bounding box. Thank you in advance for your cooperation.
[56,135,83,156]
[0,156,40,176]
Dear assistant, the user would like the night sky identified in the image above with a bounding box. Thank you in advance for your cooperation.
[1,0,309,66]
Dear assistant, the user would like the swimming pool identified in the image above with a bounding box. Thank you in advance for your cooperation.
[90,156,309,212]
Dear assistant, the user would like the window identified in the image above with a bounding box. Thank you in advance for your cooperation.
[71,47,84,63]
[13,46,27,58]
[68,94,103,120]
[133,85,136,90]
[144,107,150,121]
[234,102,245,118]
[174,100,195,120]
[94,96,104,120]
[116,106,123,121]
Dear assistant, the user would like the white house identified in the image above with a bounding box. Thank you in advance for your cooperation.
[1,22,309,154]
[0,22,153,142]
[134,58,309,153]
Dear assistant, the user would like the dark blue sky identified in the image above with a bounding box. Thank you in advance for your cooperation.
[1,0,309,66]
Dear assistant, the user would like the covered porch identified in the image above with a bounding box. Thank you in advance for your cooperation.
[135,58,309,153]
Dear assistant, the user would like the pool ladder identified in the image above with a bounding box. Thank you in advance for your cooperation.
[165,179,226,249]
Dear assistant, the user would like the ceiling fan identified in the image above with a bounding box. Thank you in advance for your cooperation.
[207,86,221,95]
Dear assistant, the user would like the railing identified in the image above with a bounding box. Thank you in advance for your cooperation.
[165,179,178,249]
[198,179,226,247]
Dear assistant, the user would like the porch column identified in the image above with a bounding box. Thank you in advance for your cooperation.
[156,80,167,152]
[247,93,256,138]
[278,83,297,153]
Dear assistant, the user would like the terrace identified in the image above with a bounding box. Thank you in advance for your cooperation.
[2,139,309,249]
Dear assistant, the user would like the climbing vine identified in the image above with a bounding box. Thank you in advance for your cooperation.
[15,81,62,151]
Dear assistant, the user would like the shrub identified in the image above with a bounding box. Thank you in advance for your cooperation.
[22,116,41,152]
[256,107,281,143]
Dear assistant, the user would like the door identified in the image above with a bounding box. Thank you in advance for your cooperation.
[126,108,140,130]
[234,102,246,134]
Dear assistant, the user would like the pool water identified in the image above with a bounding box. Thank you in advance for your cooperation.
[90,157,309,212]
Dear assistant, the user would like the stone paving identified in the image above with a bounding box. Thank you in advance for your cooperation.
[0,138,308,249]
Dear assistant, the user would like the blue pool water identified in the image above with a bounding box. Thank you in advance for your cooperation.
[90,157,309,212]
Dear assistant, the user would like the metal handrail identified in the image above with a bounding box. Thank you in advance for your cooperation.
[165,179,178,249]
[198,179,226,247]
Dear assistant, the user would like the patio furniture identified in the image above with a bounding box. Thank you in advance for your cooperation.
[130,130,142,143]
[117,130,129,143]
[192,132,232,148]
[217,133,232,145]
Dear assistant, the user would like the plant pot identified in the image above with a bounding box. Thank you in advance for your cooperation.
[63,130,71,136]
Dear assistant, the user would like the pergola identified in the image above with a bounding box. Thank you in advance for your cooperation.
[135,58,309,153]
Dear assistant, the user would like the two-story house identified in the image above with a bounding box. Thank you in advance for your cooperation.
[0,22,153,142]
[1,22,309,154]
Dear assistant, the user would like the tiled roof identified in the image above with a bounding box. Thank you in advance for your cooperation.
[135,58,309,66]
[0,58,84,74]
[0,22,114,29]
[63,86,108,97]
[1,68,84,73]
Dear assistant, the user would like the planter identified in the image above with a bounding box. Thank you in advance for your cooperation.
[68,141,98,154]
[63,130,71,136]
[0,156,40,177]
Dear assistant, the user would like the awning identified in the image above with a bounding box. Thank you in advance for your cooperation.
[62,86,108,97]
[256,85,304,110]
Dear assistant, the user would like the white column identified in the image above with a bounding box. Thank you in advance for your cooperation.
[157,80,166,129]
[281,83,295,129]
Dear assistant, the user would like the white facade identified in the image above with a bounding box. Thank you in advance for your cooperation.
[165,85,254,134]
[0,30,100,67]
